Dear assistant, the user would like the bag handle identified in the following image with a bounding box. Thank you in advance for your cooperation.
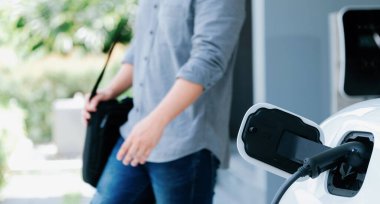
[89,18,126,100]
[89,41,117,100]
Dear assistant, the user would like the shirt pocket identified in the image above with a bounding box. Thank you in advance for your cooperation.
[158,0,188,47]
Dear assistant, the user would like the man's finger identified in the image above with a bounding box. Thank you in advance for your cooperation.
[136,147,149,165]
[82,110,91,120]
[123,142,139,165]
[81,110,90,125]
[88,95,101,111]
[130,158,140,167]
[84,94,92,112]
[117,139,131,161]
[131,146,147,166]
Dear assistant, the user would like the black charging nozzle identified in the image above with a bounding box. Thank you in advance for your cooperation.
[272,141,371,204]
[302,141,369,178]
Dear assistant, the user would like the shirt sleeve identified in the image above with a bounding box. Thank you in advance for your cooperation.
[176,0,246,90]
[121,40,135,65]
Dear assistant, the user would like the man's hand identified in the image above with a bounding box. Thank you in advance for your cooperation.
[82,89,114,124]
[82,63,134,124]
[116,78,204,167]
[116,113,166,166]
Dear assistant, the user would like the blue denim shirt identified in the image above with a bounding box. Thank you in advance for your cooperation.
[120,0,245,168]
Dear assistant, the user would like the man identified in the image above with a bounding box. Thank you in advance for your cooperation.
[83,0,245,203]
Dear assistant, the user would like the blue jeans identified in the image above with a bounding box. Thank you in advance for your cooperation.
[91,137,220,204]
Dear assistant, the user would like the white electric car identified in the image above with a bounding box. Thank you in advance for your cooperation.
[237,100,378,203]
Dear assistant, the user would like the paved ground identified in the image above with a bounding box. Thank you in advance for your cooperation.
[0,142,95,204]
[1,171,93,204]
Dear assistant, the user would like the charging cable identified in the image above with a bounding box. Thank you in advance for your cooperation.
[271,141,368,204]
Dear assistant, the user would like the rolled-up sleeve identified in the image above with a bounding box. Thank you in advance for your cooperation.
[121,40,135,65]
[176,0,245,90]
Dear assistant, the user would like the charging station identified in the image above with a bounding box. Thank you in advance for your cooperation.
[237,7,380,204]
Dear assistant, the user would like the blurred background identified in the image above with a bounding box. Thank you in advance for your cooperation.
[1,0,380,204]
[0,0,136,203]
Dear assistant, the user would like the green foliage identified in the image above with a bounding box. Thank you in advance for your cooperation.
[0,0,137,57]
[0,0,136,143]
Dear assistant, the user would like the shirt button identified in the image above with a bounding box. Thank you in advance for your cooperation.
[149,30,154,35]
[139,83,144,87]
[136,107,139,112]
[154,4,158,9]
[144,57,148,61]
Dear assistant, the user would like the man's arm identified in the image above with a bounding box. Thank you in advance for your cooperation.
[117,78,203,166]
[176,0,246,90]
[103,63,134,99]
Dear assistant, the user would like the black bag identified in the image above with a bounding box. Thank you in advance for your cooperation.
[82,41,133,187]
[82,98,133,187]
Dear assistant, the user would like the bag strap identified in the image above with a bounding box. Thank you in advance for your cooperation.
[89,41,117,100]
[89,17,127,100]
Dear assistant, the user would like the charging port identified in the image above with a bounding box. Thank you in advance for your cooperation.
[327,132,374,197]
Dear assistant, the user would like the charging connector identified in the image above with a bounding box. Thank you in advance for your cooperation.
[303,141,367,179]
[271,141,370,204]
